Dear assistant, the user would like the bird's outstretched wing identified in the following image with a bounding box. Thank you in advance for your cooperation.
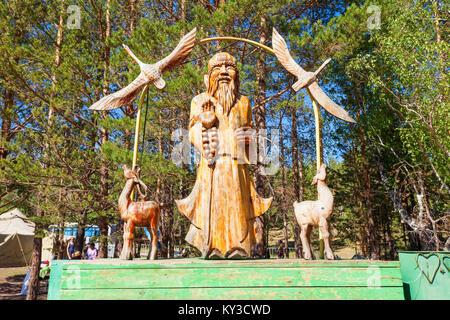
[89,72,148,111]
[272,28,308,78]
[308,82,356,123]
[156,27,197,74]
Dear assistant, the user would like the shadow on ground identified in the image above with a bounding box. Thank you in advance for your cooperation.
[0,273,48,300]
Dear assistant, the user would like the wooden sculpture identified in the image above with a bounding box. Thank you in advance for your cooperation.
[294,163,335,260]
[272,28,355,123]
[119,165,160,260]
[89,28,197,111]
[175,52,272,260]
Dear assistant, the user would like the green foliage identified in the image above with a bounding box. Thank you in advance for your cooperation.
[0,0,447,260]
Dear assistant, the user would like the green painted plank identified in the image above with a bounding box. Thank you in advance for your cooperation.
[47,260,63,300]
[59,286,405,300]
[59,259,401,270]
[60,267,402,289]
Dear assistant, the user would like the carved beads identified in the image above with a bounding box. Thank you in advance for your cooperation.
[202,126,218,166]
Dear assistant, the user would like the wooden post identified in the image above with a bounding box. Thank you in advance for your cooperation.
[130,84,150,200]
[311,94,324,259]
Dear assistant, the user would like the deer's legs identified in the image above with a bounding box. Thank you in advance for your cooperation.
[120,220,135,260]
[300,223,313,260]
[306,224,315,259]
[149,220,158,260]
[319,218,334,260]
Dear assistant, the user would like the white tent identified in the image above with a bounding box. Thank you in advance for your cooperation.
[0,208,35,267]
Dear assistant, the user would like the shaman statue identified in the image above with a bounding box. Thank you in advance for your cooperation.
[176,52,272,260]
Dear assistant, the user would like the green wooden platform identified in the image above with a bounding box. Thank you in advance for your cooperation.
[47,258,405,300]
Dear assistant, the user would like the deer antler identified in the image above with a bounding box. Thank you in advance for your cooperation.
[135,176,149,201]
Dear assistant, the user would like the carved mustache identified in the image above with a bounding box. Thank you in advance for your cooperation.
[217,75,231,82]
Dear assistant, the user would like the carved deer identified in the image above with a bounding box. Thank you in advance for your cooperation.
[119,165,161,260]
[294,163,335,260]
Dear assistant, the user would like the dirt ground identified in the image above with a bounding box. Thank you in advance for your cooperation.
[0,267,48,300]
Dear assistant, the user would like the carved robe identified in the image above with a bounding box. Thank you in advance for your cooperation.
[175,92,272,258]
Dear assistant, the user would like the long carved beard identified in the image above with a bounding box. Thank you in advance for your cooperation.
[209,79,236,115]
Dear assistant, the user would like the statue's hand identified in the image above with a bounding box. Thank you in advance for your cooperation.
[236,126,255,145]
[199,95,213,112]
[198,96,217,129]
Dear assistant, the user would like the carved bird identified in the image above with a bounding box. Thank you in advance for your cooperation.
[272,28,356,123]
[89,28,197,111]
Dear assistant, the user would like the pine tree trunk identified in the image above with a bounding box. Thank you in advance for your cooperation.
[26,194,43,300]
[179,0,186,22]
[75,211,87,253]
[381,207,387,259]
[350,134,369,257]
[123,0,137,148]
[115,0,139,258]
[98,0,111,258]
[168,110,176,258]
[26,236,42,300]
[168,183,175,258]
[253,16,268,258]
[56,180,66,259]
[386,213,395,259]
[156,113,169,258]
[291,104,303,258]
[27,2,64,299]
[279,111,289,258]
[128,0,137,32]
[356,107,379,259]
[57,218,66,259]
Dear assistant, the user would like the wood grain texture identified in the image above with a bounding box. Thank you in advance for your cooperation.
[294,164,335,260]
[58,258,401,268]
[89,28,196,111]
[58,286,404,300]
[47,260,63,300]
[59,267,402,289]
[272,28,356,123]
[175,55,272,258]
[48,259,405,300]
[118,165,160,260]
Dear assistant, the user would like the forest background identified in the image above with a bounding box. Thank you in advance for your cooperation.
[0,0,448,298]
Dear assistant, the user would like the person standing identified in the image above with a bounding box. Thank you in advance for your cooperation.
[276,240,284,259]
[66,238,75,259]
[86,243,98,260]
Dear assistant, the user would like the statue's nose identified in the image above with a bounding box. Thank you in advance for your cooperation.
[220,64,227,74]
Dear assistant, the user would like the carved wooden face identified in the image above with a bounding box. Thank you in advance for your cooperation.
[123,165,139,182]
[210,64,237,86]
[207,63,238,93]
[206,52,240,115]
[207,63,238,115]
[312,164,327,185]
